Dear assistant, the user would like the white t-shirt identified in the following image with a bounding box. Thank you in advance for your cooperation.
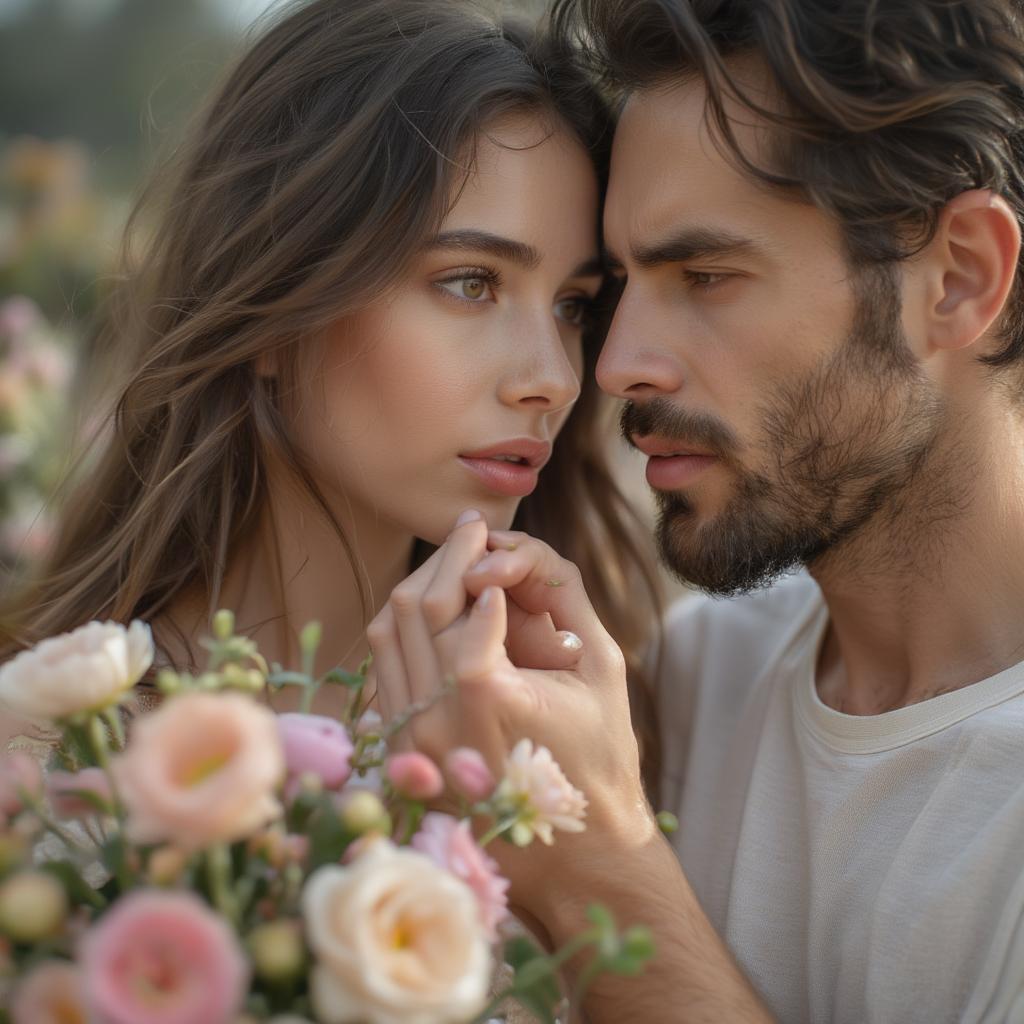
[658,573,1024,1023]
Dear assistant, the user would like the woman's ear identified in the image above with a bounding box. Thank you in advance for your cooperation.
[920,189,1021,355]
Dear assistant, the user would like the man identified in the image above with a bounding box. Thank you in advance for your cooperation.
[369,0,1024,1019]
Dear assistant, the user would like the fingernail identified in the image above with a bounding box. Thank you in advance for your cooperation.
[475,587,495,611]
[557,631,583,652]
[466,553,495,576]
[455,509,482,527]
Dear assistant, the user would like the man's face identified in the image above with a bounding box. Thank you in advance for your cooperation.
[601,79,946,594]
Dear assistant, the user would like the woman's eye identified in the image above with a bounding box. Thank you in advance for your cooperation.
[554,296,589,327]
[437,276,492,302]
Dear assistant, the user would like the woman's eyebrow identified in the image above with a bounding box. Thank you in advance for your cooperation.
[426,229,542,270]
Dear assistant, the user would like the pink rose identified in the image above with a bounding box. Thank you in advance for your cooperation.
[412,812,510,941]
[0,752,42,817]
[114,692,284,851]
[46,767,113,819]
[10,959,87,1024]
[444,748,496,801]
[276,713,354,798]
[385,751,443,800]
[81,889,249,1024]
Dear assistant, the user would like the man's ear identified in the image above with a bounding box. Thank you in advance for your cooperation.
[921,189,1021,354]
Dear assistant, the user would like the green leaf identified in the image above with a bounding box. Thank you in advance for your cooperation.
[41,860,106,910]
[321,668,366,689]
[505,934,546,971]
[306,799,358,870]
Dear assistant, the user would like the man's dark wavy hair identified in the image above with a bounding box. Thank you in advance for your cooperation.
[552,0,1024,371]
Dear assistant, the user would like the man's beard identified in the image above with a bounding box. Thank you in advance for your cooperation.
[621,265,948,596]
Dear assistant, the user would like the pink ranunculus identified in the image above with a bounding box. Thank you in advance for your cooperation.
[113,692,284,851]
[385,751,443,800]
[444,747,496,802]
[412,812,510,941]
[10,959,87,1024]
[80,889,249,1024]
[0,752,43,816]
[46,767,113,819]
[276,713,354,797]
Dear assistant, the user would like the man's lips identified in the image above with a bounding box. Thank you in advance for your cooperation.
[630,434,719,490]
[458,438,552,498]
[629,433,715,459]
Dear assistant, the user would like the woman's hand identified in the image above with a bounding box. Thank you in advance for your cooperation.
[366,510,659,912]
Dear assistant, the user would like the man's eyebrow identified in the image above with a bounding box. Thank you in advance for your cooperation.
[604,227,761,271]
[427,230,542,270]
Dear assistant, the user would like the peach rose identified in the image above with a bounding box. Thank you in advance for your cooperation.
[0,620,153,721]
[303,842,491,1024]
[10,959,87,1024]
[114,692,284,851]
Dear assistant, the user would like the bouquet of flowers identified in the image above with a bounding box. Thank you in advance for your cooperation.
[0,611,653,1024]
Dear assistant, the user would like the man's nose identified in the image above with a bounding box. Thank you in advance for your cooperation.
[596,284,687,400]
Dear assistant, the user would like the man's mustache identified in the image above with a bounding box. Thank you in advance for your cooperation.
[620,399,738,459]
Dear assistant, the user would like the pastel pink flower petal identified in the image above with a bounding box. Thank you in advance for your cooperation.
[10,959,87,1024]
[385,751,443,800]
[277,713,354,790]
[46,767,113,819]
[444,748,496,802]
[114,692,285,852]
[81,889,249,1024]
[0,752,43,816]
[412,813,510,941]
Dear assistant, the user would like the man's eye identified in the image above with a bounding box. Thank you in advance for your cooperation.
[685,271,727,288]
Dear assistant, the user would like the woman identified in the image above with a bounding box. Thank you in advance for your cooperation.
[0,0,661,783]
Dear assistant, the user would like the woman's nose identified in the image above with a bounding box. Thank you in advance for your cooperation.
[497,319,581,415]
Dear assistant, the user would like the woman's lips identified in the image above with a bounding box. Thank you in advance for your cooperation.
[644,453,718,491]
[458,456,539,497]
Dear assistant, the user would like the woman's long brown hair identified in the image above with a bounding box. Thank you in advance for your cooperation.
[0,0,664,792]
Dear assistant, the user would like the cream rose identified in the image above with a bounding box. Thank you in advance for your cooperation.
[114,692,284,851]
[0,620,153,720]
[303,842,492,1024]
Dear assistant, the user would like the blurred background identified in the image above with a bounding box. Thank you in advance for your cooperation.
[0,0,651,594]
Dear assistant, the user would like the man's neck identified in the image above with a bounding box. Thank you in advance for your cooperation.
[811,401,1024,715]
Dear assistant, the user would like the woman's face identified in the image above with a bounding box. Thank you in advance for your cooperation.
[293,113,602,544]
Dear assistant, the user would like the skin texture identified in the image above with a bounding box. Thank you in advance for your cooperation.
[369,63,1024,1022]
[159,114,602,694]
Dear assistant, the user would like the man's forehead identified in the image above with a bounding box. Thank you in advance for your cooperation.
[606,74,784,251]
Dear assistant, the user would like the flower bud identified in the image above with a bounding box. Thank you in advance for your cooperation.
[299,620,322,658]
[386,752,443,800]
[212,609,235,641]
[444,748,495,802]
[147,846,188,886]
[0,831,28,874]
[0,871,67,941]
[656,811,679,835]
[340,791,389,834]
[246,919,306,984]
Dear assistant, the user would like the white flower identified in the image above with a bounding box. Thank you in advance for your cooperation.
[0,620,153,721]
[303,842,492,1024]
[497,739,587,846]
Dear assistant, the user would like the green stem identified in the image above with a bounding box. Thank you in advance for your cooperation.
[88,713,124,819]
[102,706,125,752]
[478,814,520,849]
[205,844,239,926]
[570,954,606,1006]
